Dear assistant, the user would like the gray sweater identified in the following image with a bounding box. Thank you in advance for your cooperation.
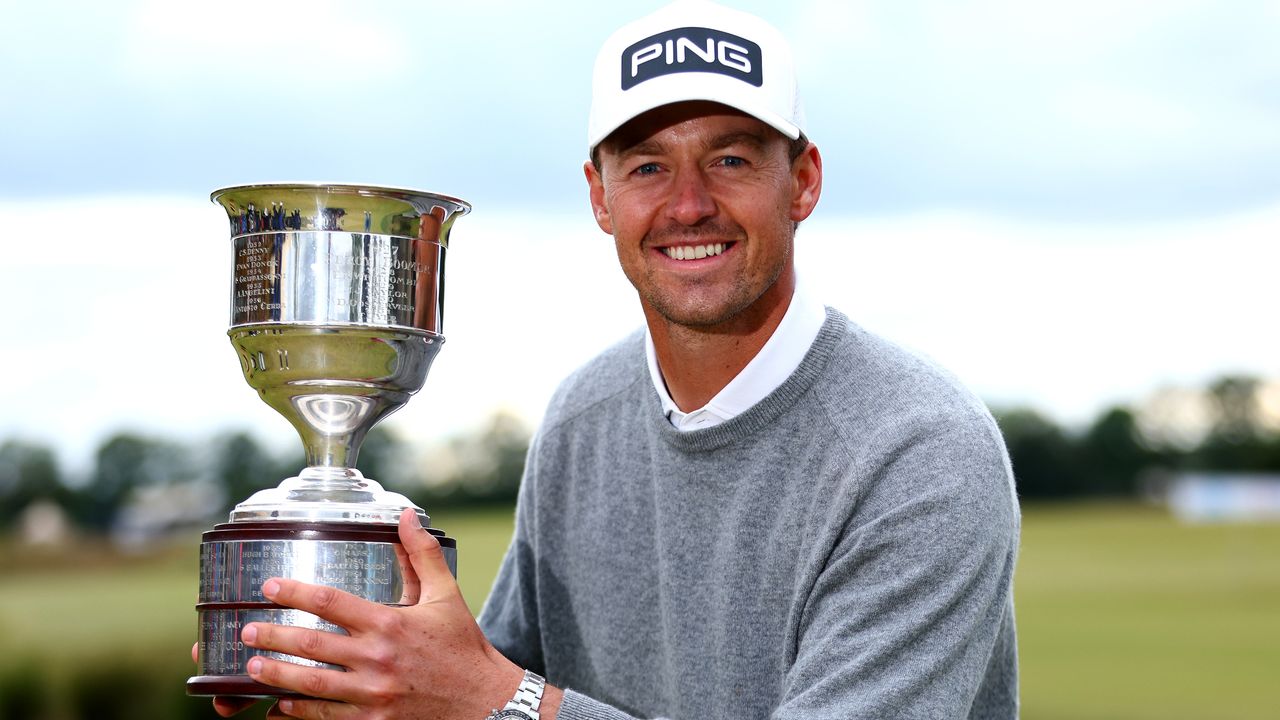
[479,309,1020,719]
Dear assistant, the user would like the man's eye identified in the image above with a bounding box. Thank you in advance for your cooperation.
[718,156,746,168]
[634,162,660,176]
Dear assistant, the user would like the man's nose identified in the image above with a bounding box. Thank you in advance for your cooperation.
[667,170,717,226]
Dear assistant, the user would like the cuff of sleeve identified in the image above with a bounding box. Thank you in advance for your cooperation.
[555,689,643,720]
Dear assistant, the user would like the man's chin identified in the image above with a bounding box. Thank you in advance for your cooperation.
[642,295,756,331]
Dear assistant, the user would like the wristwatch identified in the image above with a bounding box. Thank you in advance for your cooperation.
[485,669,546,720]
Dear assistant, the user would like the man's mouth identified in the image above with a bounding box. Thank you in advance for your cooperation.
[661,242,731,261]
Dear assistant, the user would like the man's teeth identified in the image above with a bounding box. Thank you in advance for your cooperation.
[663,243,726,260]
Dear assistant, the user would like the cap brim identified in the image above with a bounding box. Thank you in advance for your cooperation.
[589,88,800,151]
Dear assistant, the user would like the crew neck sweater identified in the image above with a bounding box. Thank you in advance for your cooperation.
[480,308,1020,719]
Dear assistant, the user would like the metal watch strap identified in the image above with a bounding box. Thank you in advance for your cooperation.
[486,669,545,720]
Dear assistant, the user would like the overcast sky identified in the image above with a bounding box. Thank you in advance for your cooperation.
[1,0,1276,471]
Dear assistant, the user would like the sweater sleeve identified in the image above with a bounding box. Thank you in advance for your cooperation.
[479,424,664,720]
[773,409,1020,719]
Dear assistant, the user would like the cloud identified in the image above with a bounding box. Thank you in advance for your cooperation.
[0,196,633,471]
[1,1,1277,222]
[798,202,1279,421]
[117,0,411,89]
[2,193,1274,471]
[791,0,1280,219]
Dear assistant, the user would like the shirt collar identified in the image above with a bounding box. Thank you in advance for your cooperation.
[645,278,827,431]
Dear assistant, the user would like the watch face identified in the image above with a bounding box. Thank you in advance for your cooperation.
[491,711,534,720]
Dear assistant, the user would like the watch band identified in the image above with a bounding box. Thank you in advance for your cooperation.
[485,669,545,720]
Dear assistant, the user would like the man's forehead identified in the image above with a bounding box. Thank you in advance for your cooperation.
[601,101,783,156]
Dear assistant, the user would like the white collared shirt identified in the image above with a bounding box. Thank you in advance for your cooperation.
[645,280,828,431]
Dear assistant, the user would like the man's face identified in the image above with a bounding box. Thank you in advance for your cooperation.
[585,102,821,332]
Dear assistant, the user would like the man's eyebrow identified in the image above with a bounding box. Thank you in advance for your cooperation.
[615,138,667,160]
[615,130,772,160]
[706,130,771,152]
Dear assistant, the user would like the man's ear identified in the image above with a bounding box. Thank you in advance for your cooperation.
[584,160,613,234]
[789,143,823,223]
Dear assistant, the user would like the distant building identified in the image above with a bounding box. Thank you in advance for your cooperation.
[1166,473,1280,522]
[113,480,223,547]
[19,500,71,546]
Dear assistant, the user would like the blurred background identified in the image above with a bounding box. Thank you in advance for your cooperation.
[1,1,1277,718]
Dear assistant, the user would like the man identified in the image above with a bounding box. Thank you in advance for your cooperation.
[211,2,1019,718]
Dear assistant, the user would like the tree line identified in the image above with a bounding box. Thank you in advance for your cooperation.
[995,375,1280,498]
[2,375,1277,537]
[0,411,532,539]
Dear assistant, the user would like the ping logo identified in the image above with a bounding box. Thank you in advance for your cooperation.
[621,27,763,90]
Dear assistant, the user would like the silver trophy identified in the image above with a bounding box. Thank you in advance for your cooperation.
[188,183,470,698]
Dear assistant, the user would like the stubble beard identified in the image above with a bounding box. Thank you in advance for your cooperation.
[630,221,791,331]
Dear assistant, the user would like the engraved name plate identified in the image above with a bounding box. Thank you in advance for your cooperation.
[199,539,407,604]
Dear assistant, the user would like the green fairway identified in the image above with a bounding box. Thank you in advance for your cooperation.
[433,505,519,612]
[0,506,517,666]
[0,506,518,720]
[1015,502,1280,719]
[2,502,1277,719]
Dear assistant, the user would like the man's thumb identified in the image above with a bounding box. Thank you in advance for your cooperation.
[398,507,460,604]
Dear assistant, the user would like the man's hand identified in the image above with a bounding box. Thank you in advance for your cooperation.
[219,508,543,720]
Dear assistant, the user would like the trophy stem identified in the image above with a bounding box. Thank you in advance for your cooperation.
[294,464,373,486]
[294,414,370,469]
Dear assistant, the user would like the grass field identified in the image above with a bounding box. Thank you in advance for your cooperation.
[1015,503,1280,719]
[1,502,1277,719]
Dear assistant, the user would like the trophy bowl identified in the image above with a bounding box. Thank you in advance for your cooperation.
[187,183,470,698]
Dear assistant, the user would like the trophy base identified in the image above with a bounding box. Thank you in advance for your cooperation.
[186,675,306,699]
[188,520,456,698]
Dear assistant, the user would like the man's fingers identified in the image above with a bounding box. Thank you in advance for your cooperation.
[398,508,462,605]
[270,696,358,719]
[261,577,377,632]
[212,696,259,717]
[242,622,355,667]
[245,655,357,704]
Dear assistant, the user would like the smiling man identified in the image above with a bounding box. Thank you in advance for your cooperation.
[586,99,820,414]
[217,3,1020,719]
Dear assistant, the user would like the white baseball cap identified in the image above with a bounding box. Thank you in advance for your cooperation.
[587,0,805,153]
